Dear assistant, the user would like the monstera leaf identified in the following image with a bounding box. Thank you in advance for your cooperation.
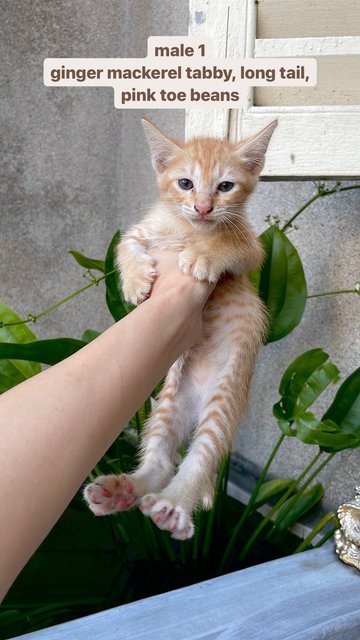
[273,349,360,452]
[273,348,340,423]
[321,366,360,452]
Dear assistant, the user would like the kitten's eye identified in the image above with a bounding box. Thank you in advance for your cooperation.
[218,181,234,192]
[178,178,193,190]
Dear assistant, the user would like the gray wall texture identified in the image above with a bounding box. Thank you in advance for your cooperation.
[1,0,187,337]
[1,1,359,514]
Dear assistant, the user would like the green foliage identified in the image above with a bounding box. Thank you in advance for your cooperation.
[273,349,359,451]
[0,302,40,391]
[253,478,294,509]
[322,367,360,451]
[274,483,324,532]
[274,348,340,419]
[220,350,359,568]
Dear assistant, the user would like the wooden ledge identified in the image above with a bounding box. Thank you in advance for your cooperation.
[17,544,360,640]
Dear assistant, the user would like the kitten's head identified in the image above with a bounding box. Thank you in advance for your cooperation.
[142,118,277,232]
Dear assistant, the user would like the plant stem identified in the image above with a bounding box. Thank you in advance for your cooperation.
[202,457,229,559]
[313,525,339,548]
[180,540,189,565]
[219,433,285,570]
[0,269,117,328]
[159,529,177,563]
[281,184,360,232]
[192,510,207,561]
[142,518,162,562]
[269,452,335,534]
[294,512,338,553]
[120,510,149,561]
[282,192,322,232]
[308,287,359,299]
[238,449,323,562]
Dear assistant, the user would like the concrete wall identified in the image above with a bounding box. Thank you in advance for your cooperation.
[1,1,359,514]
[0,0,187,338]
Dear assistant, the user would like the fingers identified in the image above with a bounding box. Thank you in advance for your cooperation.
[149,249,216,307]
[148,249,177,276]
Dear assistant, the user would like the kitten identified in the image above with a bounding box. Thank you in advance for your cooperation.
[84,118,277,540]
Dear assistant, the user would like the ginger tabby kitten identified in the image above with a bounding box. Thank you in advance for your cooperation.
[84,118,277,539]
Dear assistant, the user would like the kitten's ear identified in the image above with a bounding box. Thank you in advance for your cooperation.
[141,118,183,174]
[235,120,278,176]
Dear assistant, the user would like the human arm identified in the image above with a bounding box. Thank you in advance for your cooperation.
[0,252,214,600]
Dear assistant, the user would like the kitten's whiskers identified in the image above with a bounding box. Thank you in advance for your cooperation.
[217,208,248,244]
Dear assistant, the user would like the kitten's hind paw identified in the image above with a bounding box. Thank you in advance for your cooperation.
[83,474,147,516]
[139,494,195,540]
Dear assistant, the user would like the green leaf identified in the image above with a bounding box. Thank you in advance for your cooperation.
[0,338,86,366]
[278,349,329,398]
[0,610,25,637]
[0,302,41,392]
[275,483,324,531]
[277,419,298,437]
[293,412,357,449]
[69,250,105,273]
[253,478,294,509]
[105,231,131,321]
[272,351,360,451]
[295,362,340,415]
[273,348,339,422]
[295,413,331,444]
[321,367,360,452]
[82,329,101,343]
[257,226,307,342]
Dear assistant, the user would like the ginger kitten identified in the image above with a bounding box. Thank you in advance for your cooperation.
[84,118,277,539]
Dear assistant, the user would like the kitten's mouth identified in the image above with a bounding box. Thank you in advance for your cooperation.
[189,217,217,231]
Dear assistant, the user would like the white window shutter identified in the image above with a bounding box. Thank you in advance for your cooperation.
[187,0,360,179]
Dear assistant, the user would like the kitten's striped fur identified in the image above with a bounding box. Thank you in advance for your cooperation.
[84,119,277,539]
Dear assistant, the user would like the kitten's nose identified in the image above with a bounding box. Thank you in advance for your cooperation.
[194,196,213,217]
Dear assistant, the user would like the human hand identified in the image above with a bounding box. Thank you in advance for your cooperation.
[147,249,216,349]
[149,249,216,306]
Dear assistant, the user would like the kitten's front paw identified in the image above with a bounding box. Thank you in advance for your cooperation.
[84,474,147,516]
[178,250,219,283]
[122,257,157,305]
[139,494,195,540]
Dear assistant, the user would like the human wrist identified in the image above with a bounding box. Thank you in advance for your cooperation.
[146,275,209,355]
